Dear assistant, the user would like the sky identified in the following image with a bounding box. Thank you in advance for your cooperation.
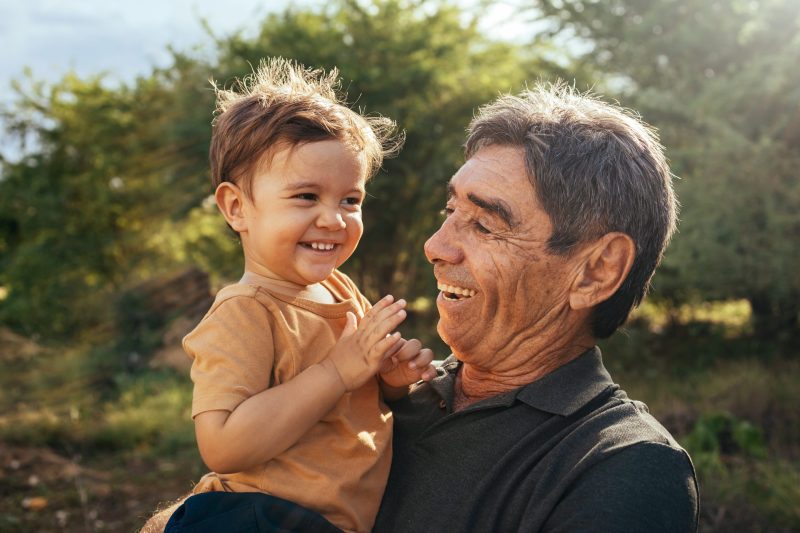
[0,0,532,158]
[0,0,306,95]
[0,0,531,94]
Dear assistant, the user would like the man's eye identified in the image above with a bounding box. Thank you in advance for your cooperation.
[295,193,317,201]
[440,207,454,218]
[473,220,490,234]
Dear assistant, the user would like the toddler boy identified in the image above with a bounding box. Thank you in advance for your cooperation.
[164,58,436,532]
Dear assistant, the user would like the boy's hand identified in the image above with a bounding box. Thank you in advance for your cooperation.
[379,337,437,390]
[326,295,408,391]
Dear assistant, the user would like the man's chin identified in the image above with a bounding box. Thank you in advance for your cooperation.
[436,320,472,357]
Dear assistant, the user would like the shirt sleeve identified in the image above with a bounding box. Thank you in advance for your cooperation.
[541,442,699,533]
[183,295,275,418]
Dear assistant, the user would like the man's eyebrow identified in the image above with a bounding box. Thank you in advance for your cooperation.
[447,182,516,228]
[467,193,516,228]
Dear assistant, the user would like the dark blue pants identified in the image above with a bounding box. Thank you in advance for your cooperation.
[165,492,343,533]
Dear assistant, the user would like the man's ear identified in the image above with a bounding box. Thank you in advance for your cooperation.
[569,232,635,310]
[215,182,248,233]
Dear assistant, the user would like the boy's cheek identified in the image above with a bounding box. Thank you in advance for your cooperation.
[346,211,364,224]
[345,214,364,237]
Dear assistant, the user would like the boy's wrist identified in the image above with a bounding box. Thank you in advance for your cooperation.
[378,374,411,401]
[319,358,349,394]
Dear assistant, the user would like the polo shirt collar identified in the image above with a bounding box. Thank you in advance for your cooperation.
[515,347,616,416]
[434,347,616,417]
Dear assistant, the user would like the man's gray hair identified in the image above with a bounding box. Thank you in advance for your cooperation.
[465,82,677,338]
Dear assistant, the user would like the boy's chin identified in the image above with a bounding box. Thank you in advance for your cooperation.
[298,267,336,285]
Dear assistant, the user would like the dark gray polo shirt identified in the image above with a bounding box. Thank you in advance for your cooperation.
[374,347,699,532]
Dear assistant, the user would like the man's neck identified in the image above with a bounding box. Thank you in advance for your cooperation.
[452,331,595,411]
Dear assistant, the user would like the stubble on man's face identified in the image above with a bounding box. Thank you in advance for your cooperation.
[426,145,580,369]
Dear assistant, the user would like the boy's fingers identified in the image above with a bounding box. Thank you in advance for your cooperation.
[394,338,422,362]
[378,356,397,374]
[364,295,395,318]
[359,301,407,343]
[357,295,395,333]
[373,331,402,356]
[377,300,407,324]
[370,309,407,345]
[357,298,403,337]
[420,364,438,381]
[384,337,406,359]
[407,347,434,370]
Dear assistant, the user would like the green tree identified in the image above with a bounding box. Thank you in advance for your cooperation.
[532,0,800,335]
[0,0,580,339]
[0,67,210,337]
[207,0,573,299]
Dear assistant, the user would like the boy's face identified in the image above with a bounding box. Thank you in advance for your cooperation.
[235,139,367,286]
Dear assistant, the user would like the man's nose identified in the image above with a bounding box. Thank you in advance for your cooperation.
[424,217,462,264]
[316,205,346,230]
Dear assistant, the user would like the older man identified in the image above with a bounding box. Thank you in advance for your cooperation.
[373,84,699,532]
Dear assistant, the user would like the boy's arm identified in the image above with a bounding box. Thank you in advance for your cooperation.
[195,358,345,474]
[194,295,407,474]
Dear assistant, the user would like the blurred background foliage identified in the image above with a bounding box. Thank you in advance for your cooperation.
[0,0,798,531]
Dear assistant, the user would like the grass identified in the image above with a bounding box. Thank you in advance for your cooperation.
[0,339,196,457]
[1,299,798,532]
[598,301,800,533]
[0,331,204,532]
[611,357,800,532]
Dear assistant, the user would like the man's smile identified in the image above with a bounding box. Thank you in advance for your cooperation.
[437,281,477,300]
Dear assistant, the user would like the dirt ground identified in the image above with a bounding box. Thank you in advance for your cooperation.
[0,443,202,532]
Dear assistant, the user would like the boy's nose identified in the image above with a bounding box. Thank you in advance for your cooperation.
[316,206,346,230]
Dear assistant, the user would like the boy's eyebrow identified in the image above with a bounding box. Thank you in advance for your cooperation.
[447,182,516,228]
[284,181,321,191]
[284,181,365,195]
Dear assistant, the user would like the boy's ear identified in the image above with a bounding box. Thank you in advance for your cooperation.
[215,182,248,233]
[569,232,635,310]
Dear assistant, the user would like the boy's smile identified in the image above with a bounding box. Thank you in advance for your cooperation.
[229,139,367,287]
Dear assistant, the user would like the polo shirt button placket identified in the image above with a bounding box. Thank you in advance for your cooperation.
[438,399,447,410]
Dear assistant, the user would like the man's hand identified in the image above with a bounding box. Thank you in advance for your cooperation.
[327,295,408,391]
[379,338,437,398]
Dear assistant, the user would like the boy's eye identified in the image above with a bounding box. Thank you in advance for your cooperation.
[343,196,362,206]
[295,193,317,201]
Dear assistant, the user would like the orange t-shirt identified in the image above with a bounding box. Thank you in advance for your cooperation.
[182,270,392,533]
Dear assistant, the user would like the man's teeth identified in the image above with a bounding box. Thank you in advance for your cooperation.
[437,282,476,298]
[309,242,336,250]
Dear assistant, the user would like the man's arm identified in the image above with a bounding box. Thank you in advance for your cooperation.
[542,442,699,533]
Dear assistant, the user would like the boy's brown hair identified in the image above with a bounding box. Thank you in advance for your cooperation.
[210,57,402,197]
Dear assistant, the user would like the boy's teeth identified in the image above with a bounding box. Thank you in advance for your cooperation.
[437,282,476,298]
[310,242,335,250]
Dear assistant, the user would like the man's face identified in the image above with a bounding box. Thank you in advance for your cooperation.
[424,145,582,369]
